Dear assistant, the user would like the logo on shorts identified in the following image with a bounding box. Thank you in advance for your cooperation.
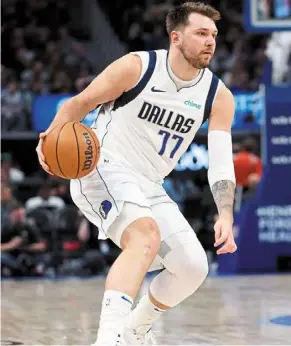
[99,200,112,219]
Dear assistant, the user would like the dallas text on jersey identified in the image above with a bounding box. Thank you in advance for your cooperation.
[138,101,195,134]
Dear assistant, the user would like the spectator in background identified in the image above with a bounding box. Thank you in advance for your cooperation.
[25,180,65,211]
[1,153,25,184]
[75,68,95,93]
[1,201,46,276]
[52,180,73,205]
[266,32,291,85]
[46,178,73,204]
[58,26,87,68]
[21,60,49,91]
[234,137,263,188]
[77,217,108,274]
[163,177,199,213]
[232,142,242,158]
[1,213,25,277]
[1,66,13,90]
[1,79,29,131]
[242,173,262,201]
[1,183,16,229]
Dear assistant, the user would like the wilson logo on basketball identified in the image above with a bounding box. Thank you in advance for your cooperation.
[82,132,93,171]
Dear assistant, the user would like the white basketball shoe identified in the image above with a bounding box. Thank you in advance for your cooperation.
[123,325,157,345]
[92,330,125,346]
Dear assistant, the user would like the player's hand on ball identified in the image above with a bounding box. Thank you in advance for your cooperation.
[214,217,237,255]
[36,131,53,175]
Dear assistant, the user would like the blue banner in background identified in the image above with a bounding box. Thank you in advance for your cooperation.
[218,86,291,274]
[32,94,99,132]
[201,91,264,131]
[264,87,291,168]
[32,91,264,133]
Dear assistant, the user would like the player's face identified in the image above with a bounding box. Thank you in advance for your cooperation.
[173,13,218,69]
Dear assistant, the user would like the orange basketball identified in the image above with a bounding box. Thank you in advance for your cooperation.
[43,122,100,179]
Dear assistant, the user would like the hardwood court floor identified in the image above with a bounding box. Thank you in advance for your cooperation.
[1,274,291,345]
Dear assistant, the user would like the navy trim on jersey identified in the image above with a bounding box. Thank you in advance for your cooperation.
[100,110,112,148]
[202,74,219,124]
[113,51,157,111]
[91,104,104,130]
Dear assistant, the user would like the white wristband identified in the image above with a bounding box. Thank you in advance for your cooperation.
[207,130,236,189]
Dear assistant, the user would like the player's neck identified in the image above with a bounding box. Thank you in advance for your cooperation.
[168,49,200,82]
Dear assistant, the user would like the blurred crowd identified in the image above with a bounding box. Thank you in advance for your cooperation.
[2,0,93,131]
[2,0,276,133]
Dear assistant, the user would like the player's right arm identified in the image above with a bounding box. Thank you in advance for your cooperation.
[207,84,237,255]
[36,54,142,173]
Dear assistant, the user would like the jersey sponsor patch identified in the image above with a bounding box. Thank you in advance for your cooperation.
[184,100,202,109]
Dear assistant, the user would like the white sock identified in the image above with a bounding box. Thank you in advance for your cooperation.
[126,293,166,332]
[97,290,133,338]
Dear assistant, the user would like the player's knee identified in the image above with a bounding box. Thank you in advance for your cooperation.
[121,217,161,258]
[163,241,208,286]
[180,246,209,285]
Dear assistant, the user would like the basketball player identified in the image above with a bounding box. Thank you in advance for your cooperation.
[36,2,237,345]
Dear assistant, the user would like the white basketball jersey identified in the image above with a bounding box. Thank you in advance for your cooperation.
[93,49,222,182]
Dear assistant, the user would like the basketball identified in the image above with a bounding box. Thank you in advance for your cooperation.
[43,122,100,179]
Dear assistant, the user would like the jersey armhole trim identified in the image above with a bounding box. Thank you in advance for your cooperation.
[113,51,157,111]
[202,74,219,124]
[130,52,149,88]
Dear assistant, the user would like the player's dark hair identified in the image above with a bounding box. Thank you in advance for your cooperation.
[166,2,221,35]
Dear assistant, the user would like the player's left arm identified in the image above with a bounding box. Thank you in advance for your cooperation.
[208,84,237,255]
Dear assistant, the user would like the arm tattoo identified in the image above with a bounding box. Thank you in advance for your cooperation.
[211,180,235,216]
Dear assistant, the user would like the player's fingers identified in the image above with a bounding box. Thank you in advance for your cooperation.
[215,235,227,247]
[38,157,51,173]
[36,147,49,170]
[214,227,228,247]
[37,131,50,159]
[214,223,222,244]
[39,131,47,139]
[36,140,45,162]
[36,142,53,175]
[39,157,53,175]
[42,164,54,175]
[217,238,237,254]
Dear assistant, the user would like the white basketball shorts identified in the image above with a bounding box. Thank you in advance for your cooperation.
[70,154,198,271]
